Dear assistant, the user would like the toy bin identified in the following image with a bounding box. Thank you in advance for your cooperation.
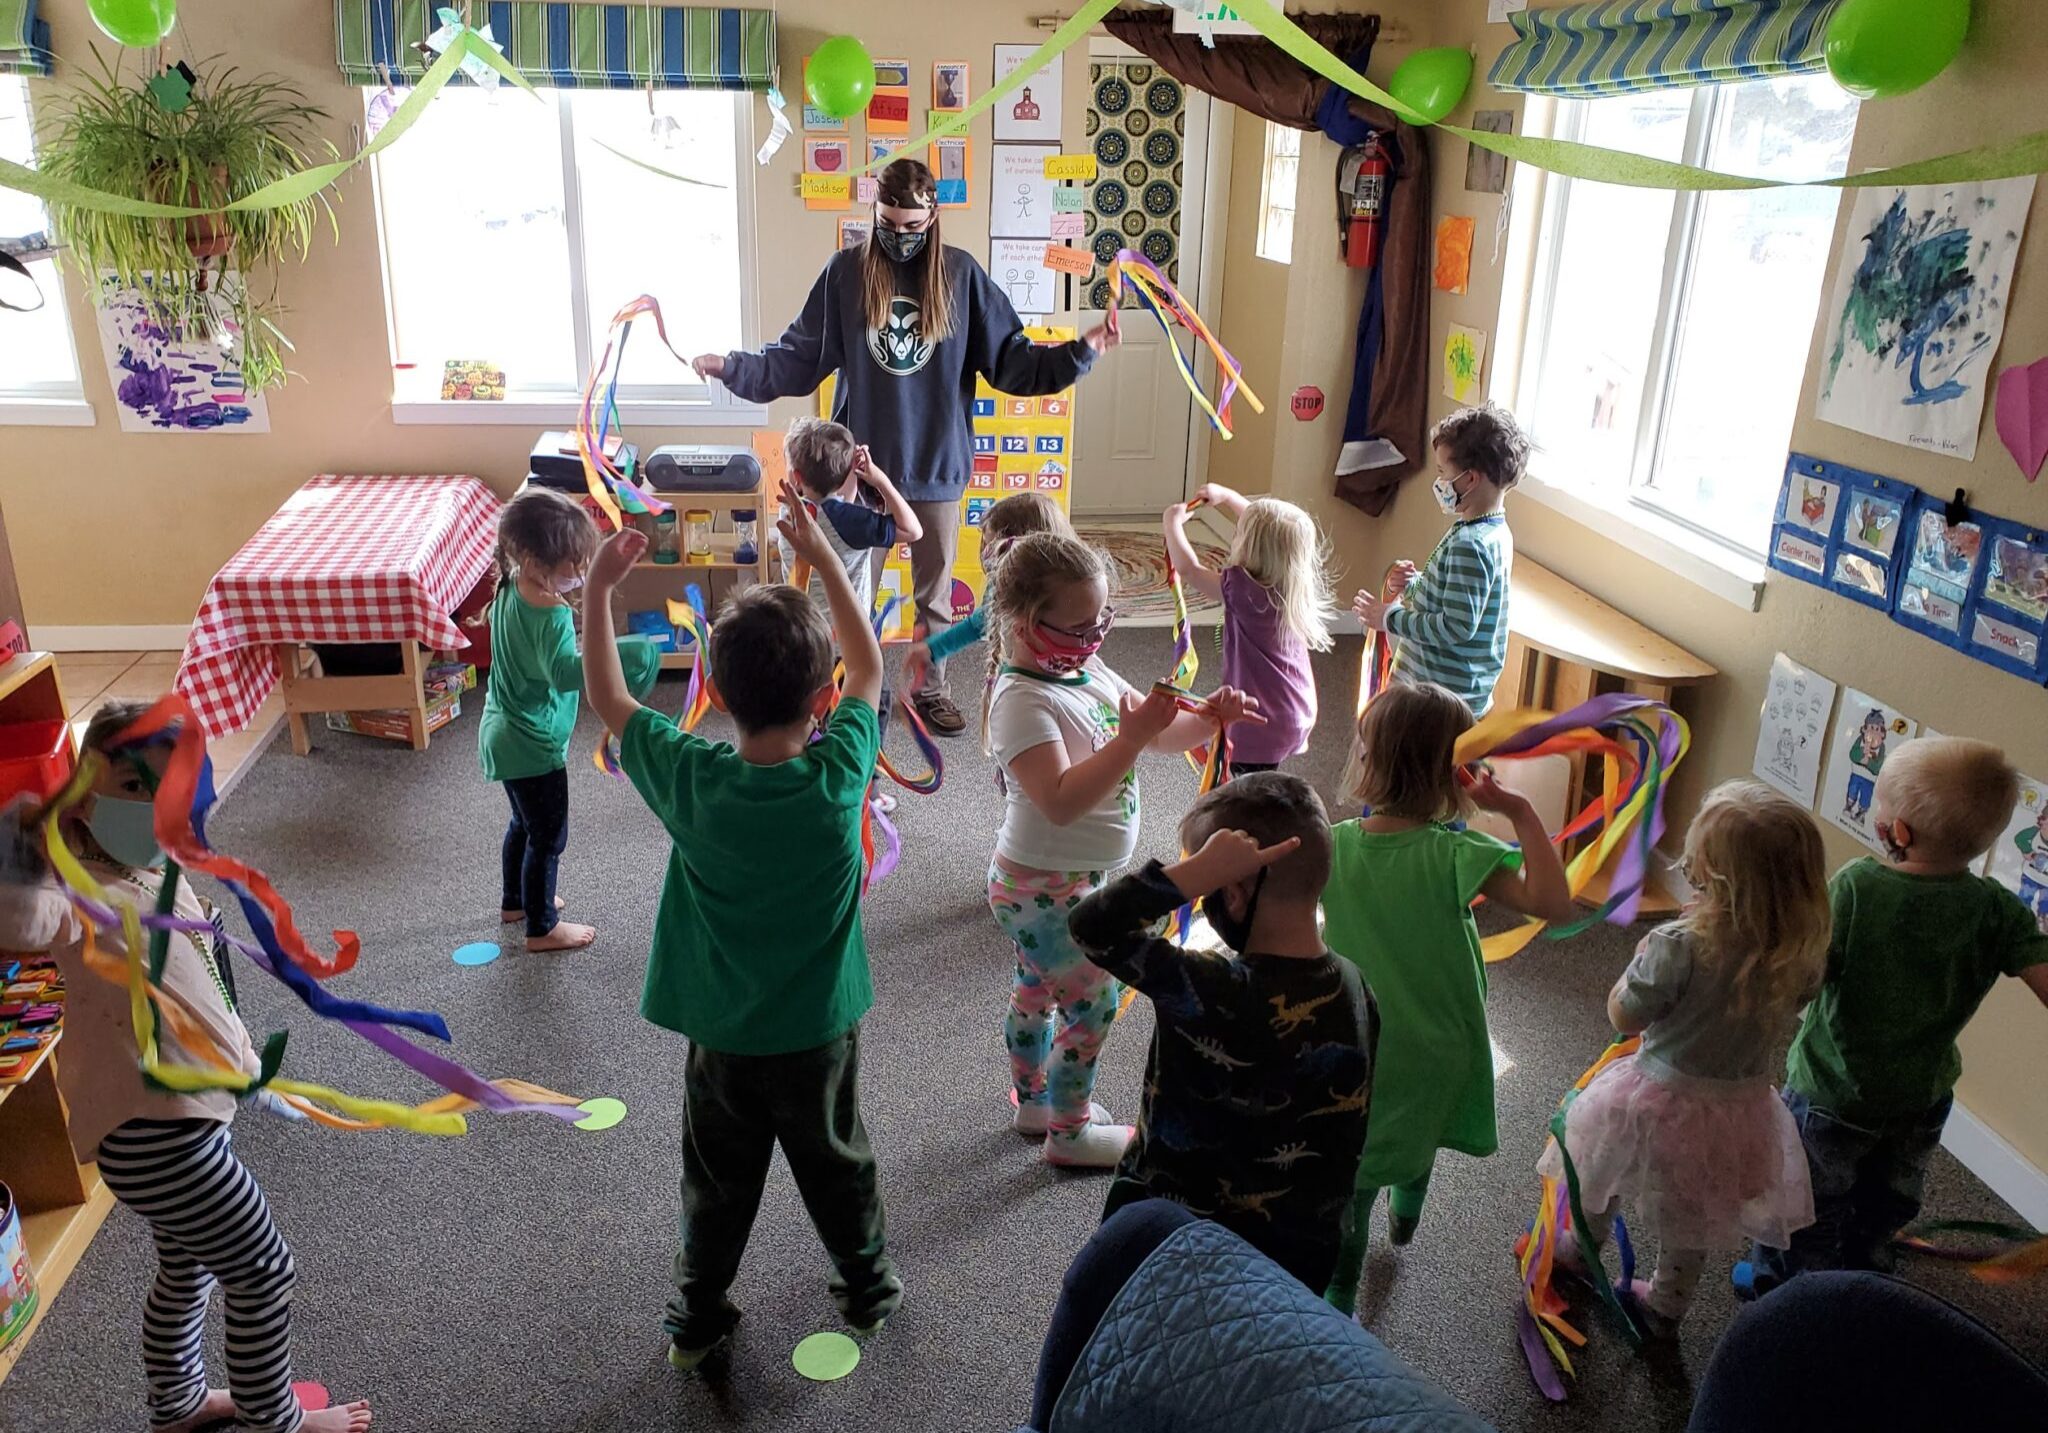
[0,721,71,807]
[0,1180,36,1355]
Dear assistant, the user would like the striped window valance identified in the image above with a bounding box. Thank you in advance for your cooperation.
[1488,0,1840,99]
[335,1,776,91]
[0,0,52,77]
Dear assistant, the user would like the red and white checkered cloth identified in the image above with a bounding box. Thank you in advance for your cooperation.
[175,475,504,737]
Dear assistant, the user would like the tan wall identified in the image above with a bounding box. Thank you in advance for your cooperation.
[1349,0,2048,1170]
[3,0,1082,629]
[1212,113,1287,497]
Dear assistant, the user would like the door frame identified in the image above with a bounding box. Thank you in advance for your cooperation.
[1072,36,1234,516]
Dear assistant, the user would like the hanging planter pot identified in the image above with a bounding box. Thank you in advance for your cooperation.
[145,161,233,262]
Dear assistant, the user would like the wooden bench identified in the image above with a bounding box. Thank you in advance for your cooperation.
[1493,560,1718,915]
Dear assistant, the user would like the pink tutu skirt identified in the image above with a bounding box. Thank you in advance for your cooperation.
[1535,1053,1814,1251]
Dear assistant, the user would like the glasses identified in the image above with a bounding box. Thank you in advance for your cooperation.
[1040,606,1116,644]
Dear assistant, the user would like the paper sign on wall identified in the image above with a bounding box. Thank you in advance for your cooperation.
[992,143,1059,239]
[800,172,851,203]
[1049,211,1085,240]
[869,58,911,134]
[1752,653,1839,808]
[994,43,1062,143]
[991,238,1058,317]
[1820,688,1919,852]
[1044,153,1096,181]
[931,136,971,208]
[1985,772,2048,932]
[1052,186,1085,213]
[1044,244,1093,277]
[1444,324,1487,404]
[855,175,878,204]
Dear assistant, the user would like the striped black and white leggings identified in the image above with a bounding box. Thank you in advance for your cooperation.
[97,1118,304,1433]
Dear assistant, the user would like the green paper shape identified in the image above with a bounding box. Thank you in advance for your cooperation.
[574,1096,627,1131]
[1826,0,1970,101]
[146,71,193,114]
[791,1331,861,1382]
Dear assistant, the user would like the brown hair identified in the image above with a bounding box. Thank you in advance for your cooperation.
[1431,402,1530,491]
[1876,737,2021,862]
[1181,771,1334,902]
[496,488,598,588]
[1345,682,1475,822]
[709,585,834,733]
[785,416,858,497]
[980,531,1109,748]
[979,492,1073,561]
[1676,780,1829,1017]
[81,699,157,762]
[861,158,955,343]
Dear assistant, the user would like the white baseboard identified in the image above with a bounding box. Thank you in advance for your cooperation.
[1943,1100,2048,1230]
[33,624,191,652]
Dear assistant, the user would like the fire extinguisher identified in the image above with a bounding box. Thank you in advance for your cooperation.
[1346,137,1389,271]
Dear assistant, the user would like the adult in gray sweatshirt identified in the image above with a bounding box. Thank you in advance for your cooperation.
[694,159,1116,736]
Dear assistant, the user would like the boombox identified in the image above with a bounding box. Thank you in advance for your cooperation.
[643,444,760,493]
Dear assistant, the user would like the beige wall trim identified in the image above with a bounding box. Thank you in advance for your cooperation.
[1944,1100,2048,1231]
[36,625,192,652]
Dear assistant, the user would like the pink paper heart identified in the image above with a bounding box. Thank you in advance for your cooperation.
[1996,357,2048,483]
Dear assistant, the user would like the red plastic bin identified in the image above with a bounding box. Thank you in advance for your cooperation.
[0,721,73,807]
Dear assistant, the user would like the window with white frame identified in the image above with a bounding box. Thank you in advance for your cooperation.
[1513,74,1857,559]
[369,84,754,414]
[0,76,87,416]
[1256,120,1300,263]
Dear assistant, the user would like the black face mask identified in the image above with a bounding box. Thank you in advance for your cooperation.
[1200,868,1268,955]
[874,225,929,263]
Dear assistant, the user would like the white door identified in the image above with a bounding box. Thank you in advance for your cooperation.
[1067,45,1213,517]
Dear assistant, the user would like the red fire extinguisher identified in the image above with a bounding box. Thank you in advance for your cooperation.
[1346,137,1389,271]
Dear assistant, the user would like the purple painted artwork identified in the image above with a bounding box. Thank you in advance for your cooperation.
[93,273,269,433]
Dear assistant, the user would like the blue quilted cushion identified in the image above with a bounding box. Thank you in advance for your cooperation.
[1051,1221,1494,1433]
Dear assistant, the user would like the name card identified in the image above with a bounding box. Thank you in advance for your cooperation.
[1043,154,1098,181]
[1043,243,1093,276]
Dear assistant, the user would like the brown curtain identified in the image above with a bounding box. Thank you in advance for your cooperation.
[1101,10,1381,128]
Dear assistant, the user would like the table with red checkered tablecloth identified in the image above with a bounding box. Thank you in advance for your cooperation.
[175,475,503,738]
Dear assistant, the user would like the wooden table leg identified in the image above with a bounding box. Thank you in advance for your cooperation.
[276,643,312,756]
[401,640,430,751]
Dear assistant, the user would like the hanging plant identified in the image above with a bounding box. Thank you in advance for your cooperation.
[39,50,338,392]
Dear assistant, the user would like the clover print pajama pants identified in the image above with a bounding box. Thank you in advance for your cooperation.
[988,864,1122,1138]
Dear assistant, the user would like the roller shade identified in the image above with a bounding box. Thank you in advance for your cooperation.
[1488,0,1841,99]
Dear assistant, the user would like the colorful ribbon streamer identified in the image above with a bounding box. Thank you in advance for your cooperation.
[578,295,694,533]
[1896,1220,2048,1283]
[1107,252,1262,439]
[1165,495,1207,694]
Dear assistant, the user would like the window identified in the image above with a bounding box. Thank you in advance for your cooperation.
[370,85,757,421]
[0,76,89,423]
[1255,120,1299,262]
[1512,75,1857,564]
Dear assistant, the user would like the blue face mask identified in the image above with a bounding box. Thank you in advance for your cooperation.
[88,794,163,869]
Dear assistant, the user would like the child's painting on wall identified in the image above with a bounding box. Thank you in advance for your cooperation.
[1820,689,1919,852]
[1985,773,2048,934]
[93,273,269,433]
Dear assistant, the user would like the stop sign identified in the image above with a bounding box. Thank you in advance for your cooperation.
[1291,385,1325,421]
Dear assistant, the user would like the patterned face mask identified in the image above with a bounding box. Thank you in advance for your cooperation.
[1025,609,1115,676]
[875,225,929,263]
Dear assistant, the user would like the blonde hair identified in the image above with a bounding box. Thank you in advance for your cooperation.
[1676,781,1829,1018]
[980,531,1109,749]
[980,492,1072,560]
[861,159,955,343]
[1876,737,2020,862]
[1344,682,1474,822]
[785,416,858,496]
[1226,498,1336,651]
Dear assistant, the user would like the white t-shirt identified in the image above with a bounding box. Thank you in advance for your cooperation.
[988,659,1142,872]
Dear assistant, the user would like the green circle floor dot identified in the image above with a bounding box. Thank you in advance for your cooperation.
[574,1097,627,1131]
[791,1331,861,1382]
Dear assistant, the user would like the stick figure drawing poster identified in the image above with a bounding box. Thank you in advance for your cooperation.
[990,238,1057,318]
[1819,688,1920,852]
[1752,653,1839,809]
[991,143,1056,239]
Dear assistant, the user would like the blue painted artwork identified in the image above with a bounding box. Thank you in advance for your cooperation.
[1816,178,2035,462]
[93,273,269,433]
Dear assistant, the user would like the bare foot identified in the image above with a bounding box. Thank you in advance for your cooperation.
[527,922,596,952]
[301,1401,373,1432]
[156,1388,234,1433]
[501,896,567,924]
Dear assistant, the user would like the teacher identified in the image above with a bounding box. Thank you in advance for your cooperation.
[694,158,1117,737]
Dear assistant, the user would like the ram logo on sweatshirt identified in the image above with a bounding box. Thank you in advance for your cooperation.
[870,296,935,376]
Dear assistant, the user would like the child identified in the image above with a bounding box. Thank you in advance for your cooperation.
[1069,773,1377,1291]
[984,532,1262,1167]
[1163,483,1335,778]
[1351,403,1527,715]
[478,488,657,952]
[776,416,923,616]
[1542,781,1829,1337]
[905,490,1073,678]
[582,481,902,1368]
[0,704,371,1433]
[1750,738,2048,1291]
[1321,681,1575,1313]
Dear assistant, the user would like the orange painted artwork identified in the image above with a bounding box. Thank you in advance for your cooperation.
[1434,215,1476,296]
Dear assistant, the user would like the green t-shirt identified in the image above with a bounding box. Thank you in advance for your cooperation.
[620,697,880,1055]
[1321,820,1521,1187]
[1786,858,2048,1123]
[478,582,659,782]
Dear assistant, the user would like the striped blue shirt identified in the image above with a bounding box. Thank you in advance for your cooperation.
[1387,514,1513,714]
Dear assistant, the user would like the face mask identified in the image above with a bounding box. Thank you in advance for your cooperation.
[88,794,162,869]
[875,224,929,263]
[552,573,584,593]
[1200,868,1268,955]
[1431,471,1467,515]
[1026,616,1111,677]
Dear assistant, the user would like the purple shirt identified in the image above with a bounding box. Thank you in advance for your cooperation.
[1219,567,1316,765]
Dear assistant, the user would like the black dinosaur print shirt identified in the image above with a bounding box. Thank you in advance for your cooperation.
[1071,861,1379,1286]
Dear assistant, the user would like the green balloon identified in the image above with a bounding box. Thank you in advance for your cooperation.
[88,0,176,48]
[805,36,876,123]
[1387,47,1474,125]
[1825,0,1970,100]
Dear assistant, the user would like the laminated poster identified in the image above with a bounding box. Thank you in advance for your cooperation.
[1819,689,1919,853]
[1752,653,1838,809]
[993,43,1062,144]
[1985,772,2048,934]
[1898,507,1984,635]
[992,143,1058,239]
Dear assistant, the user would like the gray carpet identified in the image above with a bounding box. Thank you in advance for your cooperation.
[4,629,2042,1433]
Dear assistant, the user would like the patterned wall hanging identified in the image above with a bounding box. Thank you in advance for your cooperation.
[1082,59,1184,311]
